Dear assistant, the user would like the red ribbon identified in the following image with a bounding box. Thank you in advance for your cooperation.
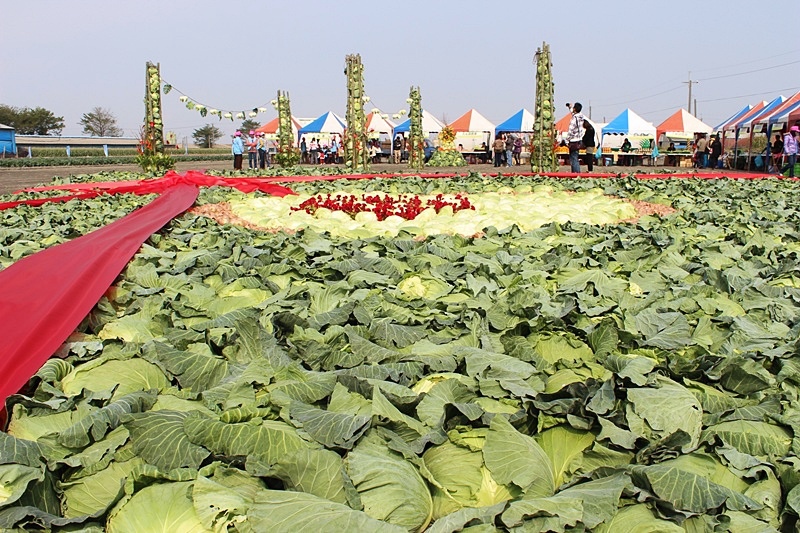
[0,171,296,410]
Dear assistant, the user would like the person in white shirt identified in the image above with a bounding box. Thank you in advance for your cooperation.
[566,102,586,172]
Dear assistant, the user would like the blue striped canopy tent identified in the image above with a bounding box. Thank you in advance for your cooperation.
[297,112,346,137]
[495,109,535,134]
[601,108,656,137]
[714,104,752,131]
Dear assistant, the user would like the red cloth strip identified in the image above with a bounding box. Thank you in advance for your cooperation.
[0,183,199,407]
[6,171,296,211]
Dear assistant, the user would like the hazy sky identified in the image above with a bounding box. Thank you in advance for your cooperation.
[2,0,798,140]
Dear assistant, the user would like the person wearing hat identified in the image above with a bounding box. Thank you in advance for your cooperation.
[231,131,244,170]
[780,126,799,177]
[246,130,258,169]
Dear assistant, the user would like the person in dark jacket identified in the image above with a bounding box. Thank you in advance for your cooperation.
[582,120,596,172]
[708,134,722,169]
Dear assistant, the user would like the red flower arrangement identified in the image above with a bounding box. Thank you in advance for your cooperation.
[291,193,474,221]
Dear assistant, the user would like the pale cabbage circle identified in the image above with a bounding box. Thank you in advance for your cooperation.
[229,186,638,238]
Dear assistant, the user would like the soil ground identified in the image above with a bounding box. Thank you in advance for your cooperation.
[0,160,753,196]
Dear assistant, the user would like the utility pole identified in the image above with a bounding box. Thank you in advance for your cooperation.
[683,71,699,114]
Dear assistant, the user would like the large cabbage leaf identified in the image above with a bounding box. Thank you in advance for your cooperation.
[345,433,433,531]
[106,481,206,533]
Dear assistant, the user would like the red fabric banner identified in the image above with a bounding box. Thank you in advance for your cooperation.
[5,170,296,211]
[0,171,297,410]
[0,183,199,407]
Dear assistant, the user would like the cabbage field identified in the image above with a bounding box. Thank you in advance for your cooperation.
[1,170,799,532]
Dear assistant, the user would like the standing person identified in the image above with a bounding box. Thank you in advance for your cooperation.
[504,134,514,167]
[582,120,596,172]
[781,126,799,177]
[309,137,319,164]
[231,131,244,170]
[392,134,403,164]
[330,135,339,164]
[650,138,659,167]
[492,134,505,167]
[300,136,308,164]
[257,133,268,169]
[696,134,708,169]
[708,134,722,170]
[566,102,586,172]
[369,139,380,163]
[513,136,523,165]
[246,130,258,169]
[771,133,784,172]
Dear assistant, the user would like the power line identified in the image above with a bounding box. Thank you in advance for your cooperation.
[590,53,800,110]
[592,85,684,109]
[692,48,800,74]
[697,60,800,82]
[698,86,800,103]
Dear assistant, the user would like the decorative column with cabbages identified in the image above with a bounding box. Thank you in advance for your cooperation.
[344,54,370,172]
[531,43,558,173]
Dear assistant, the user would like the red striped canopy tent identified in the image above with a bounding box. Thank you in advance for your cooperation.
[655,109,713,141]
[255,116,303,137]
[448,109,496,133]
[448,109,496,150]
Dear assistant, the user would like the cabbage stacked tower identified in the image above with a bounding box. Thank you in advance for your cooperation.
[344,54,370,172]
[531,43,558,173]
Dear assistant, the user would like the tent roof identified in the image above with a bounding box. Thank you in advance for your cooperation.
[554,112,572,133]
[736,95,787,129]
[714,104,753,131]
[393,110,445,134]
[656,109,713,139]
[722,100,769,132]
[297,111,346,135]
[364,112,396,134]
[495,109,535,133]
[255,116,302,135]
[752,91,800,126]
[448,109,495,133]
[767,99,800,127]
[555,112,603,133]
[601,108,656,136]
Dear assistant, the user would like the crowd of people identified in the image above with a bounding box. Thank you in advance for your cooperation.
[687,133,722,169]
[230,130,274,171]
[689,126,799,176]
[299,135,343,165]
[230,112,800,177]
[489,134,523,167]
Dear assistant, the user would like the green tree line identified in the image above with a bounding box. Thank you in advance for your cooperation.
[0,104,65,135]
